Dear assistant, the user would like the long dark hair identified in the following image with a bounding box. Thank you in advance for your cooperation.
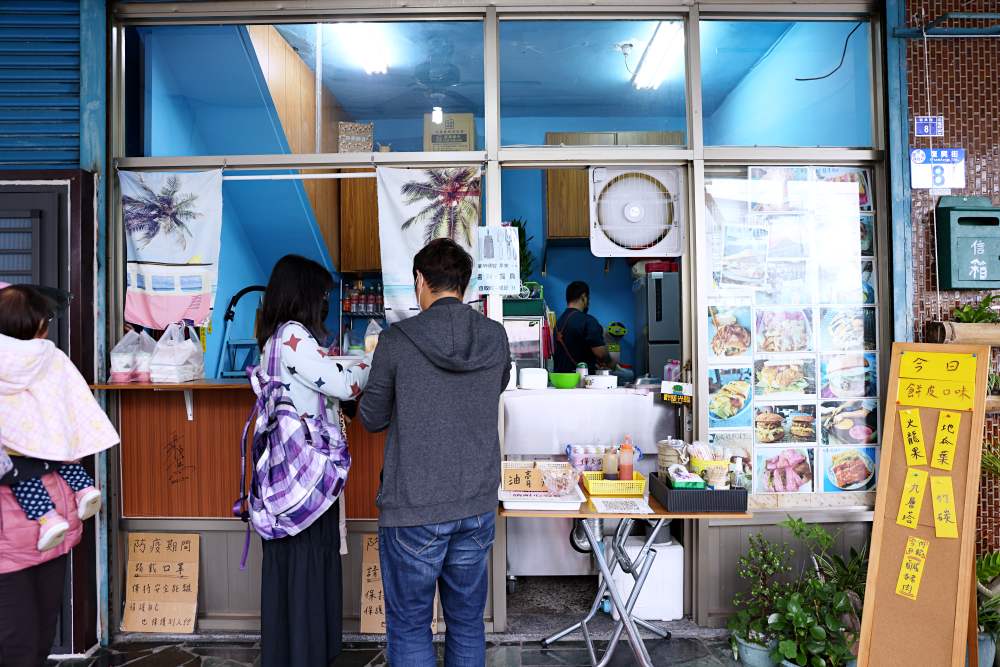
[257,255,334,350]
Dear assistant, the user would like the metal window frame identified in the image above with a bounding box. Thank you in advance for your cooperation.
[108,0,888,633]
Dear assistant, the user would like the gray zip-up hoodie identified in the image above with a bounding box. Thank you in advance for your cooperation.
[359,298,511,527]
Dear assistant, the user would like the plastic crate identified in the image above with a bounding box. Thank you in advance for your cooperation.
[649,472,748,513]
[582,471,647,497]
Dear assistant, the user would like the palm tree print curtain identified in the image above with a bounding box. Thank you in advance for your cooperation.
[119,169,223,329]
[376,166,481,323]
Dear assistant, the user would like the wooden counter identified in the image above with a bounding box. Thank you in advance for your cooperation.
[97,382,385,519]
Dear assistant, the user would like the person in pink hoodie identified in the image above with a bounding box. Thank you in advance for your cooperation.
[0,283,119,665]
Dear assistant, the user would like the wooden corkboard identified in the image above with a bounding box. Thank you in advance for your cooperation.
[858,343,989,667]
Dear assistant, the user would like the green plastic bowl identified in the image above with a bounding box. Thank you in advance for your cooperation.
[549,372,580,389]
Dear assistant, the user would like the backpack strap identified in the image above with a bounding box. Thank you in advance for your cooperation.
[555,310,580,367]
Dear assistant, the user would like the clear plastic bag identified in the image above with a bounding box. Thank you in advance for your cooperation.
[364,319,383,354]
[134,330,156,382]
[150,323,205,383]
[109,330,140,383]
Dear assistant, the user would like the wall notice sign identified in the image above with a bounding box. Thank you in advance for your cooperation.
[121,532,200,633]
[931,411,961,471]
[476,226,521,296]
[895,468,928,530]
[899,351,977,384]
[910,149,966,189]
[359,534,439,635]
[914,116,945,137]
[930,475,960,538]
[896,377,975,412]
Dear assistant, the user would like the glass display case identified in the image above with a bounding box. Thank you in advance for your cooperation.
[504,316,547,370]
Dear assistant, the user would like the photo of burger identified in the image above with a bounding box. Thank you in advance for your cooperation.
[821,353,877,399]
[790,415,816,442]
[709,306,752,358]
[755,412,785,443]
[755,358,816,397]
[753,405,816,445]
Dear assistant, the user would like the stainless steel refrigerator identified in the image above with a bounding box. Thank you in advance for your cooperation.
[634,271,682,378]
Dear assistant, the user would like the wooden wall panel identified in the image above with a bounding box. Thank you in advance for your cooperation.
[339,168,381,272]
[119,388,385,519]
[119,389,254,517]
[343,417,386,519]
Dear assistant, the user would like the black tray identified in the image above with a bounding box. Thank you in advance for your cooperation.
[649,472,748,513]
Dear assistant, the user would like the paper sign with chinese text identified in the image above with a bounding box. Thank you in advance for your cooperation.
[904,536,931,560]
[931,411,962,471]
[896,378,975,412]
[896,468,928,530]
[359,534,438,635]
[121,532,199,633]
[900,351,977,384]
[895,553,928,601]
[930,476,960,539]
[900,409,928,466]
[501,462,545,492]
[476,226,521,296]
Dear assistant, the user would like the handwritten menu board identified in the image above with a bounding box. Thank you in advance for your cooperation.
[359,534,438,635]
[121,532,200,633]
[858,344,989,667]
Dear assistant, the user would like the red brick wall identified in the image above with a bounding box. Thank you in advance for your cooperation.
[904,0,1000,552]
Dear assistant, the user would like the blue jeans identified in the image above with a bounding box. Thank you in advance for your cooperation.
[379,511,496,667]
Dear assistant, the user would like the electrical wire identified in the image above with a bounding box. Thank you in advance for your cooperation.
[795,22,863,82]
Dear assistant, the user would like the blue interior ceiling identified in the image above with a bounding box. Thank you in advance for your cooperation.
[137,24,334,374]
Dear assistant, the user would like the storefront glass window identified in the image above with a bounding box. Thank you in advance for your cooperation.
[699,21,873,147]
[498,20,687,147]
[124,21,485,156]
[703,166,879,500]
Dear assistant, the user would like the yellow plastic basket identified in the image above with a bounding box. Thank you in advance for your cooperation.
[582,471,647,497]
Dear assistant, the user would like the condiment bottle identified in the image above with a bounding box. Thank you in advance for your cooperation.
[618,438,634,482]
[576,362,589,387]
[603,448,619,481]
[569,445,585,471]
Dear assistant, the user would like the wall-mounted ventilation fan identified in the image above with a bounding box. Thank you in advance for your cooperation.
[589,167,685,257]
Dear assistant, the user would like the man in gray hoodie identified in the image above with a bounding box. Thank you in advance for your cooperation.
[360,238,510,667]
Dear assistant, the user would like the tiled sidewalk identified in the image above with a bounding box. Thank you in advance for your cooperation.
[49,637,739,666]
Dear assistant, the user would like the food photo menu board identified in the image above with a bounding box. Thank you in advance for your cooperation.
[705,166,879,503]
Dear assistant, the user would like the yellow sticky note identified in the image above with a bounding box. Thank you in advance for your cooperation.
[930,411,961,471]
[930,475,960,539]
[900,351,978,383]
[904,536,930,560]
[895,553,927,601]
[897,378,975,412]
[899,408,928,466]
[896,468,928,529]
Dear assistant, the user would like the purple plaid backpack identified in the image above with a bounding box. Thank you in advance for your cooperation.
[234,323,350,566]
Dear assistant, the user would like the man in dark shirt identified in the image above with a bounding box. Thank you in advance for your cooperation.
[553,281,612,373]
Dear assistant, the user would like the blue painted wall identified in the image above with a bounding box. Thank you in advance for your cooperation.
[705,22,872,146]
[139,25,335,375]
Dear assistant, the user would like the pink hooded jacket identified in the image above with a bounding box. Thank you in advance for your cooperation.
[0,473,82,574]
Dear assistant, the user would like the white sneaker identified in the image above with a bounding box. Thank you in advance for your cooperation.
[37,515,69,551]
[76,487,102,521]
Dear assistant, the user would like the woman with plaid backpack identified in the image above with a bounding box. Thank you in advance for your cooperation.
[248,255,372,667]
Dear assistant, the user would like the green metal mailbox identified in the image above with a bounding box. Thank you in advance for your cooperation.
[936,196,1000,289]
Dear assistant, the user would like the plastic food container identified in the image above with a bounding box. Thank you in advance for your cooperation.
[519,367,548,390]
[541,466,582,496]
[582,471,647,497]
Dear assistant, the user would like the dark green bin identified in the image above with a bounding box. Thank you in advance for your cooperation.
[936,196,1000,289]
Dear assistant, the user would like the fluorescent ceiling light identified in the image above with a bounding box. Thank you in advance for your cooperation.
[328,23,391,75]
[631,22,685,90]
[431,106,443,124]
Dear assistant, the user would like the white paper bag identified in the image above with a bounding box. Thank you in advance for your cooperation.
[150,323,204,383]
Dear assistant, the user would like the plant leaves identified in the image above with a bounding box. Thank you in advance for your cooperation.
[779,640,799,659]
[810,625,828,641]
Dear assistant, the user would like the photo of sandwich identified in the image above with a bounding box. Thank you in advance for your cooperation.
[823,447,876,492]
[754,404,817,445]
[790,415,816,441]
[821,307,876,351]
[821,353,877,399]
[708,368,754,428]
[820,400,878,445]
[708,306,752,358]
[756,309,813,353]
[755,412,785,443]
[755,358,816,397]
[756,448,814,493]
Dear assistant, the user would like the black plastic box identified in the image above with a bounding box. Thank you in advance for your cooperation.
[649,472,748,513]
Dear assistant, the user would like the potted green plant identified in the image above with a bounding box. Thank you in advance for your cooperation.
[927,294,1000,348]
[766,518,867,667]
[971,551,1000,666]
[506,218,535,283]
[728,533,794,666]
